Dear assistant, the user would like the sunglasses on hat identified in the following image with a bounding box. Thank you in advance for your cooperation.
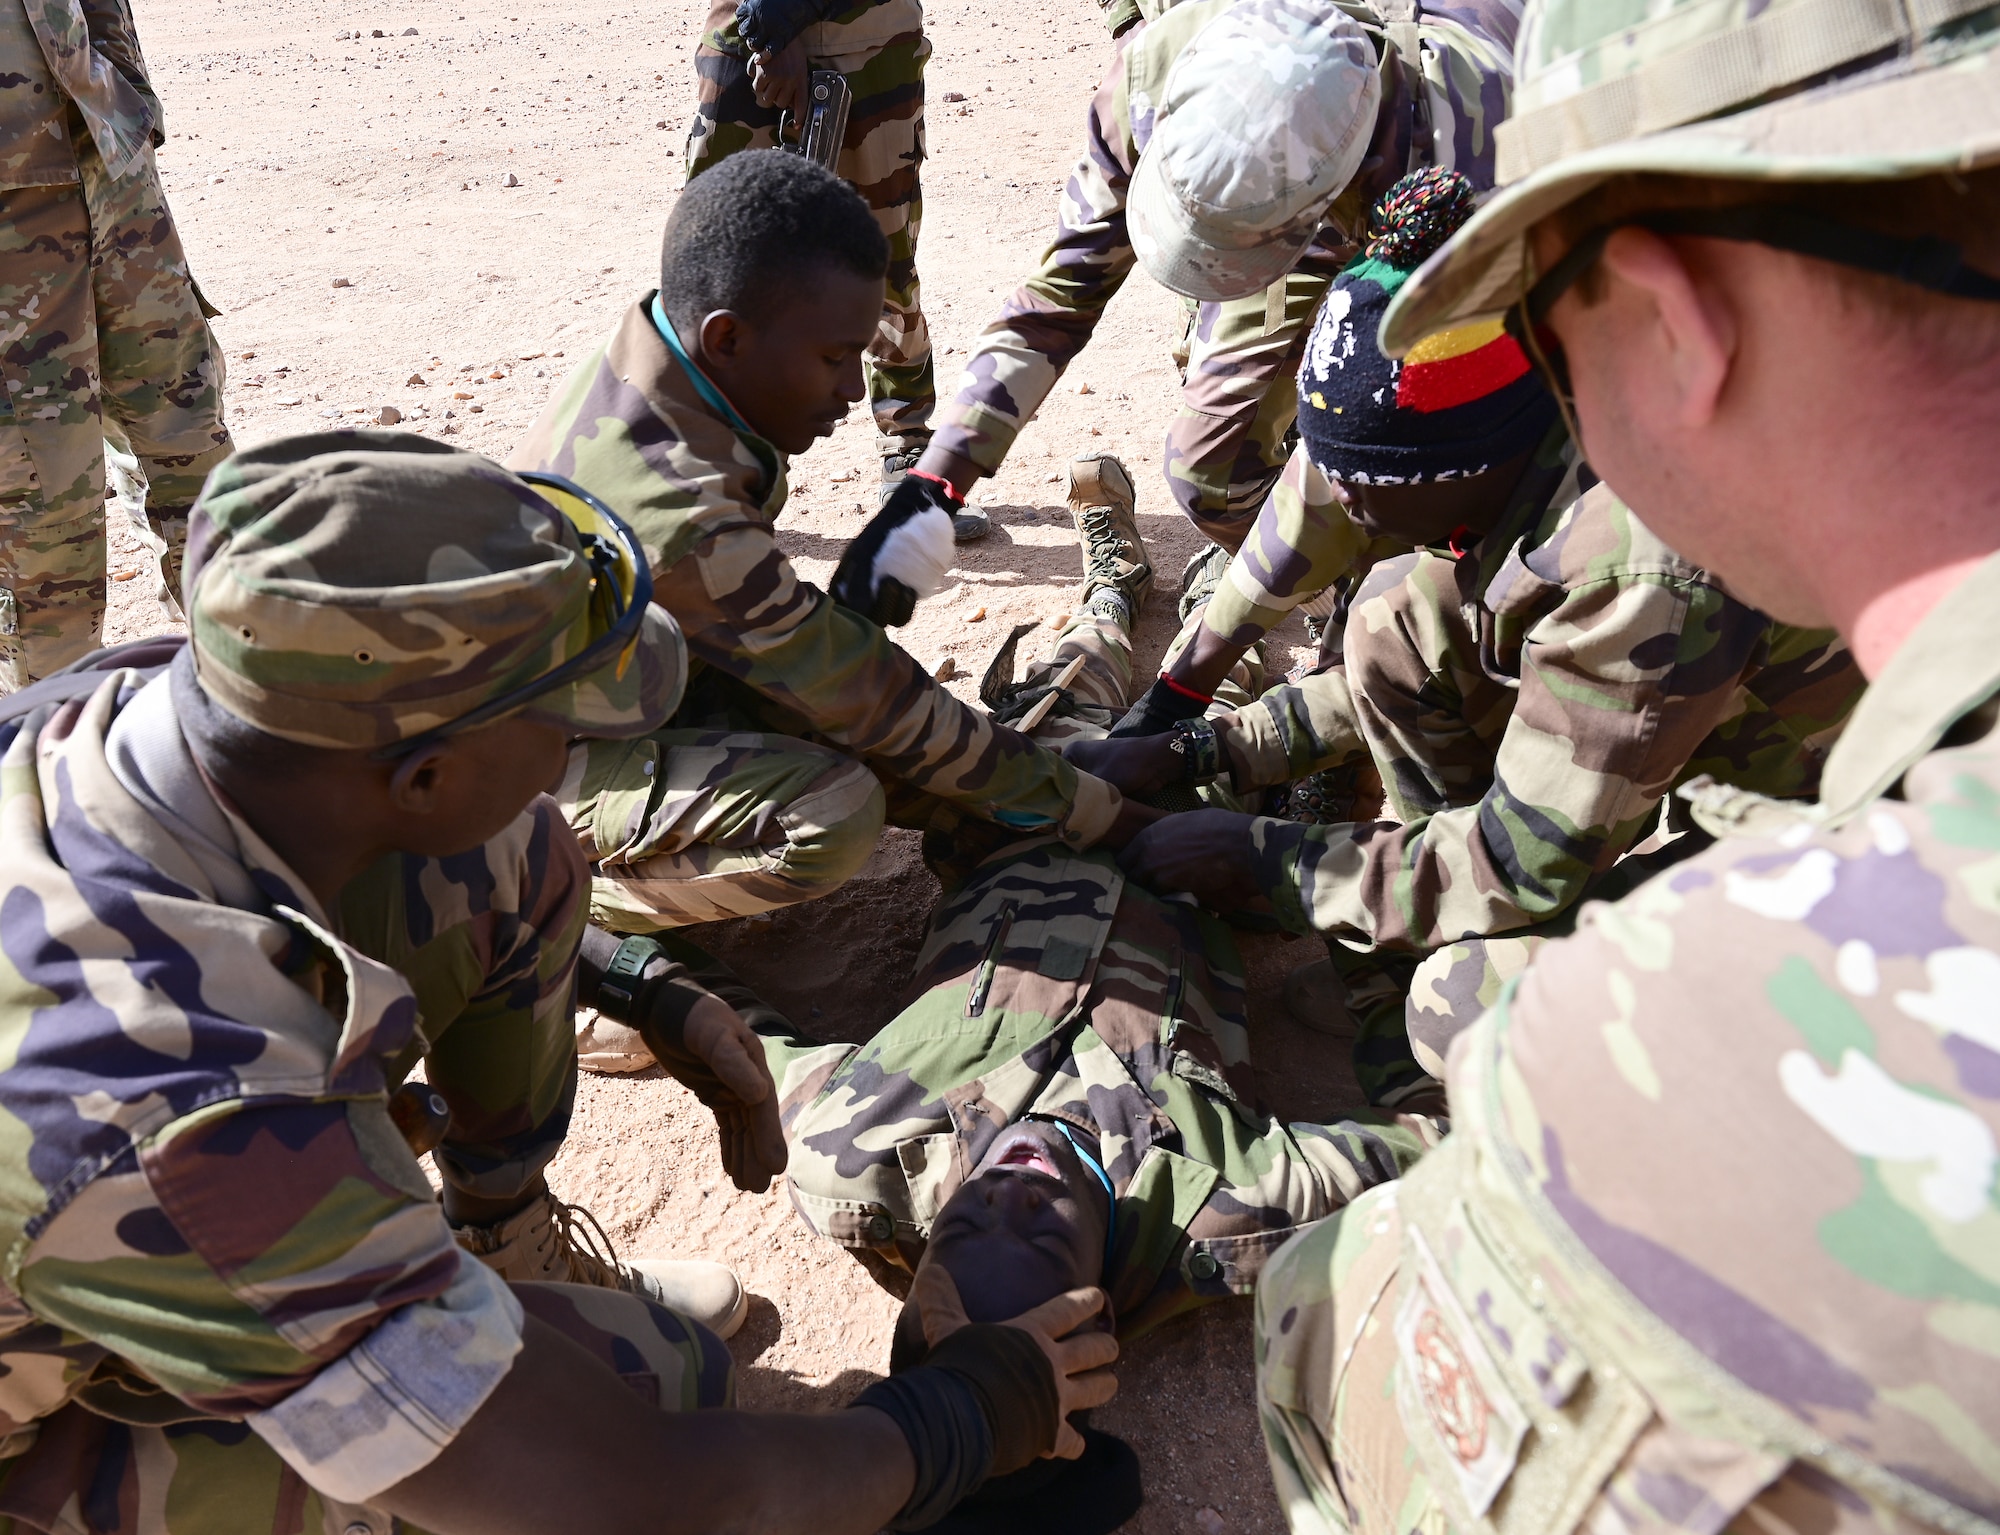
[373,471,654,760]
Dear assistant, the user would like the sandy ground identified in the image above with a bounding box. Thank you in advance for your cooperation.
[109,0,1364,1527]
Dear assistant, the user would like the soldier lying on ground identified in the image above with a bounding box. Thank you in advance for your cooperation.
[581,496,1439,1524]
[0,436,1114,1535]
[900,0,1517,555]
[1255,0,2000,1528]
[516,148,1150,984]
[1076,169,1864,1107]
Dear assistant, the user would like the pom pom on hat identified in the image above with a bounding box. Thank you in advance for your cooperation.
[1297,169,1558,486]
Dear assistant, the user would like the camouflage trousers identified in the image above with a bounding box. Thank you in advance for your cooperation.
[559,725,888,933]
[0,127,233,690]
[686,3,933,451]
[756,833,1437,1340]
[0,1282,733,1535]
[1165,255,1337,551]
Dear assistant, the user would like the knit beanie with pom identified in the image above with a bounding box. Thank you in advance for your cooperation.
[1297,168,1559,486]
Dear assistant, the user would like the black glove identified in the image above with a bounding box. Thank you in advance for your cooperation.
[831,474,957,628]
[1106,675,1211,738]
[852,1322,1061,1530]
[734,0,841,57]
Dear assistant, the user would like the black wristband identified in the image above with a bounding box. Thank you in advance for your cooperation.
[852,1367,995,1531]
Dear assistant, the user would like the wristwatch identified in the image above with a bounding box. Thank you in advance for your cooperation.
[1165,715,1222,784]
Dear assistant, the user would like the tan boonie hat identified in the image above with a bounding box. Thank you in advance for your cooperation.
[1127,0,1381,303]
[182,431,686,751]
[1380,0,2000,356]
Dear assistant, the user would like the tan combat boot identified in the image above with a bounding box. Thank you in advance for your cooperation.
[456,1192,749,1339]
[1068,454,1153,624]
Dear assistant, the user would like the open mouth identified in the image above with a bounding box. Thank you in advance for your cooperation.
[990,1127,1063,1179]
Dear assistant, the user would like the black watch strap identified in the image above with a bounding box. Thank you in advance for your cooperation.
[597,934,663,1019]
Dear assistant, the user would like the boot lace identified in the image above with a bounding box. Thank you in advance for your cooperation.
[1078,503,1128,587]
[544,1196,632,1290]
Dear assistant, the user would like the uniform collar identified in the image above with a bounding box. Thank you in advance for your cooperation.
[649,294,757,439]
[1817,548,2000,819]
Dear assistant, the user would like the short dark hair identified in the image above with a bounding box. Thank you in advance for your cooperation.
[660,150,889,335]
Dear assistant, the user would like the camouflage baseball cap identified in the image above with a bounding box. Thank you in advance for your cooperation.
[182,431,686,751]
[1380,0,2000,355]
[1127,0,1380,303]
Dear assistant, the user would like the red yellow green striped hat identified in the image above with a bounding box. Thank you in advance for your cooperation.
[1297,169,1559,486]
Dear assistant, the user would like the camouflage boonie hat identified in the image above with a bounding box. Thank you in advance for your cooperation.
[1380,0,2000,354]
[182,431,686,750]
[1128,0,1380,303]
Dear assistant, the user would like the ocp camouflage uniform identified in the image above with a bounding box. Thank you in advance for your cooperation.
[1253,546,2000,1535]
[1211,430,1864,1101]
[931,0,1517,549]
[761,838,1442,1337]
[686,0,933,452]
[0,440,727,1530]
[0,0,232,690]
[516,297,1122,936]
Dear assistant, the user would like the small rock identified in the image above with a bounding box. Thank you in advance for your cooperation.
[552,350,564,357]
[1074,381,1093,394]
[453,391,474,400]
[1195,1509,1226,1535]
[377,405,402,425]
[335,29,351,39]
[371,28,385,37]
[240,350,257,361]
[932,656,957,682]
[402,25,418,34]
[942,90,966,102]
[112,570,138,583]
[444,408,456,418]
[330,276,352,288]
[967,606,987,623]
[487,370,505,380]
[276,396,302,406]
[830,468,855,483]
[442,422,461,435]
[655,119,668,129]
[502,171,520,188]
[469,404,484,413]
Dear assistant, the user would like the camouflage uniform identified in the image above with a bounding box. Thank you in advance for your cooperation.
[1211,435,1864,1101]
[686,0,933,453]
[1254,553,2000,1535]
[762,838,1442,1338]
[0,0,232,690]
[930,0,1516,549]
[0,439,729,1530]
[516,298,1122,935]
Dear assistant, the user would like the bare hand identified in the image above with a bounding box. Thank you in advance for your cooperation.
[751,39,810,124]
[1064,734,1182,800]
[1118,809,1266,911]
[909,1267,1120,1460]
[682,994,789,1193]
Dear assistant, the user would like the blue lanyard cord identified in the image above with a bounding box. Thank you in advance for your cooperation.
[1044,1118,1119,1278]
[649,294,754,438]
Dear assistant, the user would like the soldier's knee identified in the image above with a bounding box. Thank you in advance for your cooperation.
[1407,937,1542,1077]
[780,757,887,894]
[511,1282,737,1412]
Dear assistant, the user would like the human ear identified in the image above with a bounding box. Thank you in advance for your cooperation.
[697,308,748,366]
[1595,227,1735,432]
[387,743,453,815]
